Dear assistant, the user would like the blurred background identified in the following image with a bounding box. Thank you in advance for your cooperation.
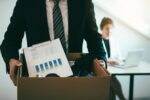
[0,0,150,100]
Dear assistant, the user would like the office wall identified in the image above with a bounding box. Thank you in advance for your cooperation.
[0,0,150,100]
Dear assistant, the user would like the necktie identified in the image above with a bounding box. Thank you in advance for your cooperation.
[53,0,67,53]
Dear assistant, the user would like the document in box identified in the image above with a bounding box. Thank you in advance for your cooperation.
[23,39,73,77]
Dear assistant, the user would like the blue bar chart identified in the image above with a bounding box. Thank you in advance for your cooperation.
[35,58,63,73]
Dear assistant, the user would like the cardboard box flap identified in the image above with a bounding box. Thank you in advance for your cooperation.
[93,59,111,77]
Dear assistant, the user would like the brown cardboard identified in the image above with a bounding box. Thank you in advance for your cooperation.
[17,53,111,100]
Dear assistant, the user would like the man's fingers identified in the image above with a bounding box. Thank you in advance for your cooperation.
[10,66,17,86]
[16,63,22,67]
[10,63,15,79]
[16,61,22,67]
[9,63,19,86]
[10,71,17,86]
[9,59,22,86]
[10,74,17,86]
[10,75,17,86]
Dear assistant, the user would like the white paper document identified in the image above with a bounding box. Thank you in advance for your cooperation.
[24,39,73,77]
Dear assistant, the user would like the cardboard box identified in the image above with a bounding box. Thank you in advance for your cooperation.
[17,53,111,100]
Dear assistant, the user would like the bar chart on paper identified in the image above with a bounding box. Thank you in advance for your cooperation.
[35,58,63,73]
[24,39,73,77]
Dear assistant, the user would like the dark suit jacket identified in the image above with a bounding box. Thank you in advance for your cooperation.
[0,0,106,73]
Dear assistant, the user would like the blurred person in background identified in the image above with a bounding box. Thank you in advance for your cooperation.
[100,17,126,100]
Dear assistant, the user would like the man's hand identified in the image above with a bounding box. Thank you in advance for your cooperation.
[9,59,22,86]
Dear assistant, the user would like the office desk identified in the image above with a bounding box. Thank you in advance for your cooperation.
[107,61,150,100]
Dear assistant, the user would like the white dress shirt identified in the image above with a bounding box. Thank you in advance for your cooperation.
[46,0,68,44]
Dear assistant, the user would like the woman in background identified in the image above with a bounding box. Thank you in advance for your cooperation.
[100,17,126,100]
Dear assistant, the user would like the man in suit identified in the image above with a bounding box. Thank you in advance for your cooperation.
[0,0,106,86]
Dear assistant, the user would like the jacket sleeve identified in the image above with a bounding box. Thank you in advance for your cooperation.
[84,0,106,62]
[0,0,25,73]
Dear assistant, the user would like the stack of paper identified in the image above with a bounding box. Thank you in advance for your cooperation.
[24,39,73,77]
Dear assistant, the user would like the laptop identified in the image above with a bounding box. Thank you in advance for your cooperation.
[114,49,144,68]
